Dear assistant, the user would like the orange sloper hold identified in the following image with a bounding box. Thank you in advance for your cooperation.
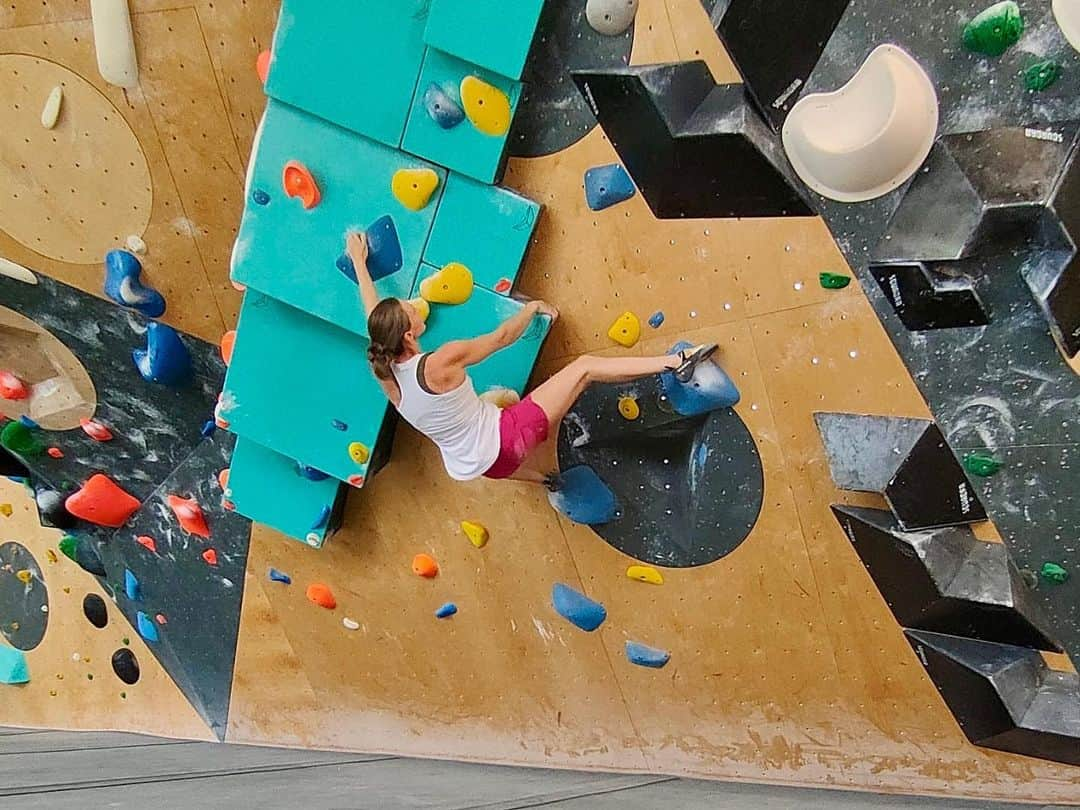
[256,49,272,85]
[167,495,210,538]
[220,331,236,366]
[283,161,321,209]
[306,583,336,609]
[412,553,439,578]
[65,474,140,528]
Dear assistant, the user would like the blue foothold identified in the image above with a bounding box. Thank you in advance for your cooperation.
[0,646,30,685]
[331,420,348,432]
[547,466,620,525]
[268,568,292,585]
[552,583,607,631]
[366,215,403,281]
[625,641,671,669]
[136,611,159,643]
[310,504,331,531]
[423,82,465,129]
[648,311,665,329]
[18,415,39,429]
[435,602,458,619]
[584,164,636,212]
[296,464,330,482]
[252,188,271,205]
[201,420,217,438]
[104,250,166,318]
[133,322,192,386]
[660,341,739,417]
[124,569,141,601]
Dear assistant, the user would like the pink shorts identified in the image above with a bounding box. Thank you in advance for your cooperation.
[483,395,550,479]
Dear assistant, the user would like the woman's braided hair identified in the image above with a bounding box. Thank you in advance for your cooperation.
[367,298,411,381]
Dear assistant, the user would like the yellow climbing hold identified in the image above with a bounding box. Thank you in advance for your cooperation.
[460,75,512,137]
[461,520,489,549]
[407,297,430,322]
[608,311,641,348]
[15,570,32,585]
[627,565,664,585]
[420,262,474,305]
[0,503,11,517]
[618,396,640,420]
[480,387,520,409]
[348,442,370,466]
[46,549,58,564]
[392,168,440,212]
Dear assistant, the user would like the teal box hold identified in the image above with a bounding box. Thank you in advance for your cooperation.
[412,264,550,395]
[423,0,546,81]
[0,645,29,685]
[266,0,428,147]
[424,172,541,294]
[402,48,522,184]
[232,100,445,338]
[222,292,390,487]
[228,436,344,548]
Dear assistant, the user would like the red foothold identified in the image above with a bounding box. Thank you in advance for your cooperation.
[231,280,247,292]
[282,161,321,210]
[0,370,29,401]
[166,495,211,538]
[202,548,218,566]
[222,499,236,512]
[347,474,365,488]
[65,474,141,528]
[155,613,167,625]
[79,417,113,442]
[495,278,512,295]
[218,469,230,490]
[47,447,64,459]
[256,49,272,85]
[135,535,157,553]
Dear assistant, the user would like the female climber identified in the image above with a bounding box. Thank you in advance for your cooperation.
[347,232,717,486]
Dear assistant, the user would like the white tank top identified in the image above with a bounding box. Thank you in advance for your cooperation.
[390,354,501,481]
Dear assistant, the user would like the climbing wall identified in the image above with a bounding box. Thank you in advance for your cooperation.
[1,0,1078,805]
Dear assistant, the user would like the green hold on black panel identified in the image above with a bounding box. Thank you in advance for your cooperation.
[962,1,1024,57]
[1023,60,1062,91]
[1,421,42,457]
[819,272,851,290]
[963,450,1003,477]
[1040,562,1069,584]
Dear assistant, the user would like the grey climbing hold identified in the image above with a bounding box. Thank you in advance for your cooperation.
[586,0,639,36]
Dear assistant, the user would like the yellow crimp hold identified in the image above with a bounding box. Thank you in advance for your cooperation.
[407,297,430,322]
[420,262,474,305]
[618,396,640,420]
[461,520,489,548]
[608,311,641,348]
[392,168,440,212]
[348,442,370,466]
[460,75,512,137]
[626,565,664,585]
[0,503,11,517]
[15,569,32,585]
[46,549,58,564]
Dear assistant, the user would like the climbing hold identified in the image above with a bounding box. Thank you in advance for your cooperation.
[40,85,63,129]
[408,298,430,322]
[366,215,404,281]
[460,75,512,137]
[819,272,852,289]
[57,536,106,576]
[551,583,607,631]
[963,451,1003,477]
[0,646,29,684]
[547,466,620,525]
[660,341,740,417]
[201,548,218,566]
[648,312,665,329]
[220,330,237,366]
[201,420,216,438]
[461,520,489,548]
[83,594,108,628]
[306,583,337,609]
[135,535,157,553]
[962,1,1023,57]
[310,504,331,531]
[331,419,348,432]
[111,648,140,685]
[47,447,64,459]
[343,617,360,630]
[435,602,457,619]
[347,475,365,488]
[584,164,636,211]
[392,168,440,212]
[1024,60,1062,91]
[124,569,140,601]
[167,495,210,538]
[80,418,113,442]
[282,160,321,209]
[607,312,641,348]
[136,611,159,643]
[420,263,474,305]
[46,549,57,564]
[125,234,147,255]
[252,188,271,206]
[424,82,466,129]
[268,568,292,585]
[256,49,271,84]
[217,469,230,491]
[134,322,192,386]
[348,442,370,466]
[15,569,32,585]
[412,553,439,578]
[1040,562,1069,584]
[494,278,513,296]
[0,370,29,400]
[1,421,42,457]
[297,464,329,482]
[625,641,670,669]
[480,387,520,409]
[65,475,140,528]
[618,396,640,421]
[0,504,10,517]
[19,416,38,429]
[104,250,166,318]
[586,0,639,36]
[627,565,664,585]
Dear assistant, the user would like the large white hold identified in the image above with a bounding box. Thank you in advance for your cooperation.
[40,86,63,129]
[586,0,639,36]
[0,257,38,285]
[90,0,139,88]
[781,44,938,204]
[1053,0,1080,51]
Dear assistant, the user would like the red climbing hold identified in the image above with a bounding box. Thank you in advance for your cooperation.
[256,49,272,85]
[495,278,512,295]
[135,535,157,553]
[306,583,337,610]
[220,331,236,366]
[218,469,230,490]
[222,499,236,512]
[166,495,210,538]
[80,418,113,442]
[347,474,365,488]
[0,370,29,401]
[283,161,321,210]
[155,613,167,625]
[47,447,64,459]
[65,474,141,528]
[202,548,218,566]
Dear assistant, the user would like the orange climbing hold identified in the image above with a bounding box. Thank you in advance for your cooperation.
[201,548,218,566]
[80,418,113,442]
[218,469,230,490]
[47,447,63,459]
[220,331,236,366]
[0,370,29,401]
[412,553,439,578]
[255,49,272,85]
[135,535,157,553]
[306,583,337,609]
[283,160,321,209]
[65,474,141,528]
[166,495,210,538]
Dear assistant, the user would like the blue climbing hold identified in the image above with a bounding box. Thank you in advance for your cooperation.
[335,253,358,284]
[18,415,39,429]
[252,188,271,205]
[552,582,606,631]
[648,311,665,329]
[547,465,620,525]
[584,164,636,212]
[0,646,29,684]
[133,322,192,386]
[201,420,216,438]
[336,216,403,284]
[296,464,330,482]
[124,569,141,601]
[268,567,292,585]
[136,611,159,643]
[331,419,348,432]
[423,82,465,129]
[310,504,331,531]
[435,602,458,618]
[625,640,671,669]
[104,250,166,318]
[660,341,739,417]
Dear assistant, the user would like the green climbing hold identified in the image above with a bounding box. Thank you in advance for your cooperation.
[819,272,851,290]
[1040,562,1069,584]
[963,450,1003,477]
[1,420,43,457]
[962,1,1023,57]
[1023,60,1062,91]
[58,535,78,563]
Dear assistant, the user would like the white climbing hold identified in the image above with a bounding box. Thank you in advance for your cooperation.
[343,618,360,631]
[126,234,147,255]
[41,86,63,129]
[90,0,139,89]
[0,257,37,285]
[586,0,639,36]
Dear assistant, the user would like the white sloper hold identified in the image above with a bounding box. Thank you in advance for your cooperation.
[781,44,939,203]
[90,0,139,88]
[1054,0,1080,52]
[586,0,639,36]
[41,86,62,129]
